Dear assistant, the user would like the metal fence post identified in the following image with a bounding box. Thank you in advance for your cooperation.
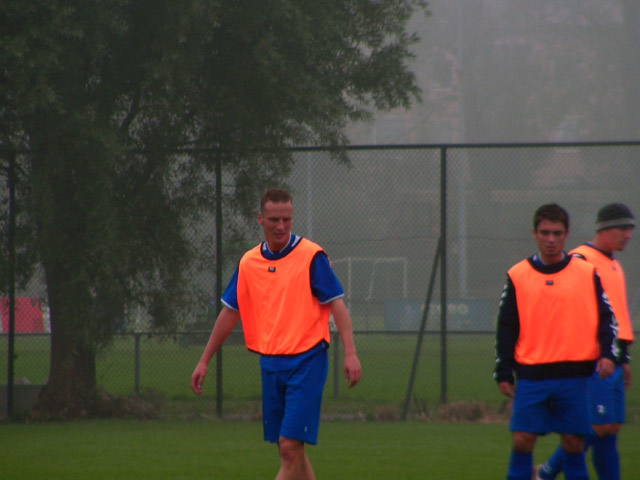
[332,331,340,399]
[402,237,442,420]
[134,333,141,395]
[440,147,448,405]
[215,157,223,418]
[6,152,16,417]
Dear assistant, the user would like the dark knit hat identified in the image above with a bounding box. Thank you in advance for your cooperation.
[595,203,635,232]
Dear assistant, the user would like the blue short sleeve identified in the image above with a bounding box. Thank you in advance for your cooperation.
[310,252,344,304]
[221,266,240,311]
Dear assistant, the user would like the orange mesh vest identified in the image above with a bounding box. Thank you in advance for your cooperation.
[571,244,634,342]
[509,258,600,365]
[237,238,331,355]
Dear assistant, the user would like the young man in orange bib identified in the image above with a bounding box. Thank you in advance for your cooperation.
[191,188,362,480]
[537,203,634,480]
[494,203,618,480]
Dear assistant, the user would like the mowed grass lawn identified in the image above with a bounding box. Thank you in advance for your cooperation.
[1,419,640,479]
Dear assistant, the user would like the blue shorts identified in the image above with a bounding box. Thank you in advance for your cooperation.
[588,365,625,425]
[261,346,329,445]
[510,377,591,436]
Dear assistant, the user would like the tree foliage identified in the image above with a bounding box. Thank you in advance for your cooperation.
[0,0,427,416]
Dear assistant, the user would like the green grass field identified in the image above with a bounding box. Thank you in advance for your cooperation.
[3,333,640,478]
[1,419,640,479]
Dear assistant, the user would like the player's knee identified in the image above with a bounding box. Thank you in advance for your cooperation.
[561,434,585,454]
[512,431,536,452]
[592,423,620,437]
[278,437,305,466]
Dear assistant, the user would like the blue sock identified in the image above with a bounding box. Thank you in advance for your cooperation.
[584,432,595,450]
[507,450,532,480]
[539,434,595,479]
[561,449,589,480]
[591,434,619,480]
[538,445,564,479]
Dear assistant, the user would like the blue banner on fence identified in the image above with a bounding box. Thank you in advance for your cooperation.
[384,299,494,332]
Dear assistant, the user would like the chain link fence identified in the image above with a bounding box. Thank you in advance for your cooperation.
[2,143,640,420]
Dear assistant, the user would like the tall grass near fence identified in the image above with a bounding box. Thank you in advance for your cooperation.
[3,332,640,420]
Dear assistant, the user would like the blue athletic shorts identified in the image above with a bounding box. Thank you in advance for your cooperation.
[588,365,625,425]
[261,346,329,445]
[510,377,591,435]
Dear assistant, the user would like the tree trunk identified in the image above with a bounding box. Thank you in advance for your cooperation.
[26,143,103,417]
[34,262,99,418]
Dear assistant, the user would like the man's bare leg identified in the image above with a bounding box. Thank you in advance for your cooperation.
[275,437,315,480]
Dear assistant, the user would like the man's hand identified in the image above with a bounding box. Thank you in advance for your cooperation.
[191,362,208,395]
[343,352,362,387]
[498,381,514,398]
[622,363,631,389]
[596,357,615,379]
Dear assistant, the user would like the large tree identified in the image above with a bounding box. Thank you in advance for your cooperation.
[0,0,427,417]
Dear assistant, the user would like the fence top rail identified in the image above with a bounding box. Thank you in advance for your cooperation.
[17,329,640,337]
[287,140,640,152]
[5,141,640,159]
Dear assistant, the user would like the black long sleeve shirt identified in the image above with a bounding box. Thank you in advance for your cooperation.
[494,254,619,384]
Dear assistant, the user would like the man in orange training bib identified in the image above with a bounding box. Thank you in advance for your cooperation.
[494,203,618,480]
[191,187,362,480]
[537,203,634,480]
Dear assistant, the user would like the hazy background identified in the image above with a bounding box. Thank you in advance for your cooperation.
[287,146,640,334]
[6,0,639,333]
[347,0,640,144]
[4,1,640,416]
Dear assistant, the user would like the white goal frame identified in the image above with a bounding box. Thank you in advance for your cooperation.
[331,257,408,307]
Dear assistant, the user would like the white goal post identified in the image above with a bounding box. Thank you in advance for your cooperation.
[331,257,408,307]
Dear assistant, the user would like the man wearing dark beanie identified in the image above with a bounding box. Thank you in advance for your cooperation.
[595,203,636,233]
[537,203,635,480]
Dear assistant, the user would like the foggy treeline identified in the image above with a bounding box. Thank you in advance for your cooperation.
[349,0,640,144]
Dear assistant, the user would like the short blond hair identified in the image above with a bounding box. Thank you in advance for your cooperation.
[260,188,292,210]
